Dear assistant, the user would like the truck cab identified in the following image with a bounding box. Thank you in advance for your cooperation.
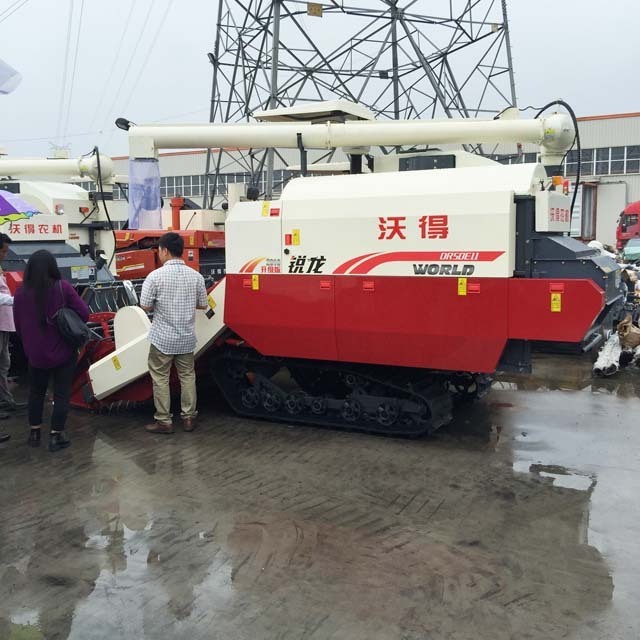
[616,201,640,250]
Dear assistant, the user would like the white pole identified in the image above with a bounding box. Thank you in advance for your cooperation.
[0,155,114,183]
[128,113,574,164]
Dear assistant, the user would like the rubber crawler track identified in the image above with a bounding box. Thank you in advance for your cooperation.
[211,345,489,437]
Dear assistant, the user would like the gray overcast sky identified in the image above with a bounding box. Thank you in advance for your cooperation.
[1,0,638,159]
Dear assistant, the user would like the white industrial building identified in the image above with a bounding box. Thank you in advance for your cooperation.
[87,112,640,248]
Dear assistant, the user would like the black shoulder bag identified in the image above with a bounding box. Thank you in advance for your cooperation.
[53,281,91,348]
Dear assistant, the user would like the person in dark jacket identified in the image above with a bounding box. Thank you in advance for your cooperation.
[13,250,90,451]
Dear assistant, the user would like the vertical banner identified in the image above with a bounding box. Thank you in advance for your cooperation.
[128,158,162,230]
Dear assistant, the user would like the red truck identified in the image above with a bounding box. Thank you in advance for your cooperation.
[617,201,640,249]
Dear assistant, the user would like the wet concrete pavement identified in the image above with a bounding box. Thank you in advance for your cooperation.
[0,353,639,639]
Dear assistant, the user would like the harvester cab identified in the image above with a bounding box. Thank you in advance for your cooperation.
[74,100,624,434]
[0,150,127,276]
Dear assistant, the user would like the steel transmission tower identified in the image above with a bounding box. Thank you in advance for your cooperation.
[204,0,517,206]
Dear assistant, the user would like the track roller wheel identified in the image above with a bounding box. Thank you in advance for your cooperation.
[241,387,260,409]
[261,389,281,412]
[310,397,327,415]
[341,399,361,422]
[376,401,399,426]
[284,392,305,415]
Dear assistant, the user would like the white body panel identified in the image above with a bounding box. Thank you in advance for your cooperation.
[253,99,375,122]
[4,181,126,262]
[194,278,227,357]
[226,200,284,275]
[179,209,225,231]
[89,307,152,399]
[535,190,572,233]
[0,154,118,263]
[226,164,547,279]
[88,280,227,401]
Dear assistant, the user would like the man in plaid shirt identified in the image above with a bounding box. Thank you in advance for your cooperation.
[140,232,208,433]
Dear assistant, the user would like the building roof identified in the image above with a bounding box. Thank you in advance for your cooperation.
[577,112,640,122]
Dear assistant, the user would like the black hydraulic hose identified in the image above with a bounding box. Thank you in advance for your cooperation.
[534,99,581,216]
[93,146,117,269]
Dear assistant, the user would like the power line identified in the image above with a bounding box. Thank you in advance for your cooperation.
[0,0,23,19]
[61,0,85,142]
[99,0,157,135]
[55,0,74,144]
[0,0,30,24]
[3,129,116,143]
[3,106,209,144]
[118,0,175,115]
[87,0,137,131]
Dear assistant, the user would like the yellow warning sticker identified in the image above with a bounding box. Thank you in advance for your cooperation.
[207,295,216,310]
[262,201,270,217]
[112,356,122,371]
[292,229,301,246]
[457,277,467,296]
[124,232,131,241]
[550,292,562,312]
[252,274,260,291]
[189,235,195,246]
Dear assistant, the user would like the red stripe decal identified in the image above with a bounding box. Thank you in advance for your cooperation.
[240,257,266,273]
[333,253,382,275]
[349,251,504,275]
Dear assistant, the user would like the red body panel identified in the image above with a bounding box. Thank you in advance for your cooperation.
[115,249,159,280]
[334,276,508,372]
[5,271,23,295]
[508,278,604,342]
[114,229,225,279]
[225,274,338,360]
[225,274,605,373]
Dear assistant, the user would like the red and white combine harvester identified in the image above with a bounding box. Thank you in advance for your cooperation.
[74,101,623,435]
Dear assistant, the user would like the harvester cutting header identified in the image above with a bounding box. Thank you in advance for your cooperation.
[78,101,622,435]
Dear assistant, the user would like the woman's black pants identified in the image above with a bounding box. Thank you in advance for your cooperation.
[28,359,76,430]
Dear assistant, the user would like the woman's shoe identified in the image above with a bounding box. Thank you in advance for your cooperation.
[48,431,70,452]
[27,428,41,447]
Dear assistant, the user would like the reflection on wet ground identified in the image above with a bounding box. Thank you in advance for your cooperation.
[0,353,638,639]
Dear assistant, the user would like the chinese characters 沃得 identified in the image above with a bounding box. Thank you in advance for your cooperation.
[378,215,449,240]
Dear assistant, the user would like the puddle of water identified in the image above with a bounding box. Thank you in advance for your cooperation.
[538,470,595,491]
[11,609,40,627]
[84,534,111,550]
[513,459,596,492]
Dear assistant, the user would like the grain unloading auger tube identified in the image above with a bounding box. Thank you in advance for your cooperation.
[81,102,623,433]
